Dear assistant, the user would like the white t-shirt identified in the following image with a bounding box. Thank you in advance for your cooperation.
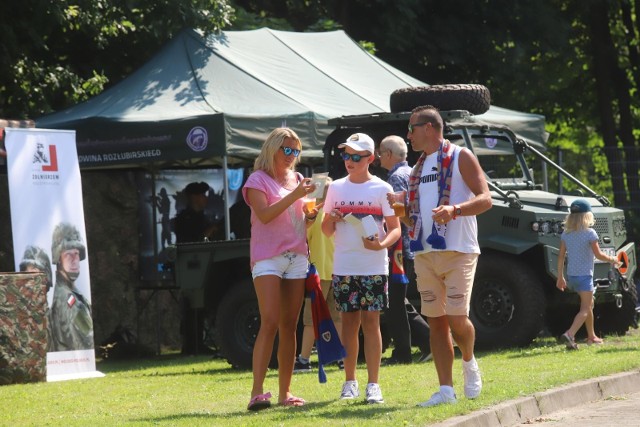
[324,175,394,275]
[561,228,599,276]
[416,145,480,254]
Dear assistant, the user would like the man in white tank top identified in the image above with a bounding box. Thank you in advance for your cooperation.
[398,105,492,407]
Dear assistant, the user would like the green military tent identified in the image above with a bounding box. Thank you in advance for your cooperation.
[36,28,547,169]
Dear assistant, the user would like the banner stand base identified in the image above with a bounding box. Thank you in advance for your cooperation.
[47,371,105,382]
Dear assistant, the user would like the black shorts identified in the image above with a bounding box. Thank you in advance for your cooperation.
[331,274,388,312]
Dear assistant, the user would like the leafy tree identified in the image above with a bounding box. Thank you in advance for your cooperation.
[2,0,638,219]
[0,0,234,119]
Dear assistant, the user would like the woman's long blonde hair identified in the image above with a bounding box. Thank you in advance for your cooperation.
[564,211,595,233]
[253,128,302,176]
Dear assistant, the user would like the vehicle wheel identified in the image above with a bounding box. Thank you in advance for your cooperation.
[594,278,638,336]
[390,84,491,115]
[470,252,546,348]
[214,280,278,369]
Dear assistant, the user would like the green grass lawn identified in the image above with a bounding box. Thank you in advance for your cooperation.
[2,329,640,426]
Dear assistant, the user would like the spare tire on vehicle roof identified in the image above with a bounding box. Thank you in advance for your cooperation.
[390,84,491,115]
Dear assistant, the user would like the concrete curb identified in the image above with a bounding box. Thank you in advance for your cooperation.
[432,370,640,427]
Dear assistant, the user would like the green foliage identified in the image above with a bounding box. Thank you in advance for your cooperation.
[1,0,639,226]
[0,1,234,119]
[0,330,639,425]
[230,5,294,30]
[358,40,377,55]
[545,120,613,199]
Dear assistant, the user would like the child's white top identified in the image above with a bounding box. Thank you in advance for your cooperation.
[324,175,393,275]
[561,228,599,276]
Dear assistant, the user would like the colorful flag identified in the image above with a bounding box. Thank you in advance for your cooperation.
[305,263,346,383]
[388,238,409,284]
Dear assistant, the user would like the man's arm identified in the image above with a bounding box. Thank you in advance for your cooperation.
[455,148,493,216]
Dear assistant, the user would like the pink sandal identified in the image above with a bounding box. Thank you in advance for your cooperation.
[247,392,272,411]
[280,395,305,407]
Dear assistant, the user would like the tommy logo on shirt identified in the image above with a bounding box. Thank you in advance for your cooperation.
[332,200,382,217]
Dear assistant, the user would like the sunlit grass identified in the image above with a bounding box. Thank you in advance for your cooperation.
[1,329,639,426]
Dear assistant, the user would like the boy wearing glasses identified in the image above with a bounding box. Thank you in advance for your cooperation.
[322,133,401,404]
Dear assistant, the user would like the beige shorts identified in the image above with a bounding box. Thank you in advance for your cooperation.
[414,251,479,317]
[303,279,341,325]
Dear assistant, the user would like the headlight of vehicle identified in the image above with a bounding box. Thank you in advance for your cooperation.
[531,220,563,235]
[552,221,564,235]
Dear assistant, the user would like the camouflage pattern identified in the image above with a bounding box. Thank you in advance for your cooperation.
[49,270,94,351]
[19,245,53,291]
[0,272,48,384]
[51,222,86,263]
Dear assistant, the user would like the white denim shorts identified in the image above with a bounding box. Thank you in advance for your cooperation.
[251,251,309,280]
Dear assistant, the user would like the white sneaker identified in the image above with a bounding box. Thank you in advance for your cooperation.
[418,388,457,407]
[340,380,359,399]
[365,383,384,404]
[463,357,482,399]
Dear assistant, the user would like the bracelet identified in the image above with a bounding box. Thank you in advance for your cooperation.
[305,215,317,221]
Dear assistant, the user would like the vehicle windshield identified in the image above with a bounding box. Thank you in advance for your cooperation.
[479,153,524,181]
[457,134,539,190]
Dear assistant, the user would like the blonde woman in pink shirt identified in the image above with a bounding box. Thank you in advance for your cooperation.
[242,127,319,410]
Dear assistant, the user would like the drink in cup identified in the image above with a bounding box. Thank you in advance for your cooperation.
[392,191,406,217]
[304,197,316,212]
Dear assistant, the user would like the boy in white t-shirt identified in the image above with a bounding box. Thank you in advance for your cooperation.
[321,133,401,404]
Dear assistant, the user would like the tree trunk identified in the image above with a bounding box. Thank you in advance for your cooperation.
[616,1,640,206]
[621,0,640,89]
[587,0,628,207]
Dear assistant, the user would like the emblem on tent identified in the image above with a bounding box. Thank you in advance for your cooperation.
[186,127,208,152]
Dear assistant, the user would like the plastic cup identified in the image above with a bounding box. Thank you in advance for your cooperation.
[304,197,316,212]
[391,191,406,217]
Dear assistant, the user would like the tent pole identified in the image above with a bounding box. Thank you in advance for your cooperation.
[222,156,231,240]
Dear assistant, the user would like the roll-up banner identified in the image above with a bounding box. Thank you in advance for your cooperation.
[5,128,103,382]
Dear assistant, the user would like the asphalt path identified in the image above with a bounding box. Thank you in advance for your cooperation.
[512,390,640,426]
[433,370,640,427]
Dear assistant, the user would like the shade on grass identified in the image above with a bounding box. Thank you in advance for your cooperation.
[1,329,639,426]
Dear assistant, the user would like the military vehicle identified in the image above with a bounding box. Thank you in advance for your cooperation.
[173,85,638,368]
[323,103,638,348]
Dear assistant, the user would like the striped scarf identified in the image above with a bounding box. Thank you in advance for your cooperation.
[408,140,456,251]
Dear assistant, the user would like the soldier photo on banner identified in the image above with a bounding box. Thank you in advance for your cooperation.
[19,245,53,292]
[19,245,54,351]
[48,222,94,352]
[5,127,102,381]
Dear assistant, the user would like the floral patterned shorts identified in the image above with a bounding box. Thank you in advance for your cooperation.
[331,274,388,312]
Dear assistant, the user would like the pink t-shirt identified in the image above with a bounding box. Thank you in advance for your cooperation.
[242,170,308,268]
